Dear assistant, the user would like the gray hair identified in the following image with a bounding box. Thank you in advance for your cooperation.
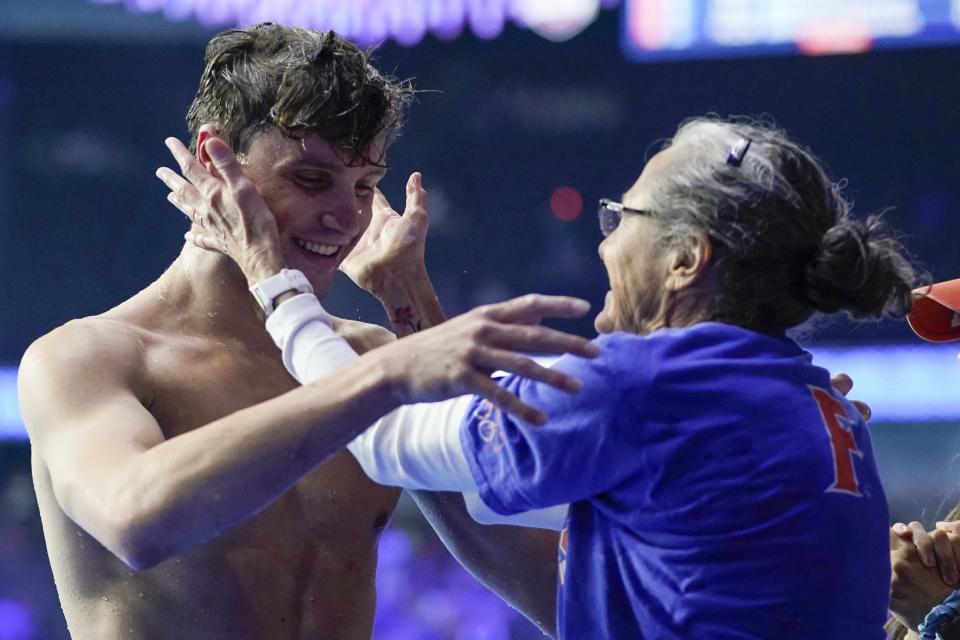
[646,116,918,334]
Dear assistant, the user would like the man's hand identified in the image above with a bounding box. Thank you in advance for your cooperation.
[340,174,429,298]
[830,372,872,421]
[371,294,600,425]
[890,526,955,629]
[156,133,284,285]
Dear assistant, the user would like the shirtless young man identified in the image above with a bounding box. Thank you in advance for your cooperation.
[17,24,591,639]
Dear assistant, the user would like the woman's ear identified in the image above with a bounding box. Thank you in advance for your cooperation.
[666,232,713,292]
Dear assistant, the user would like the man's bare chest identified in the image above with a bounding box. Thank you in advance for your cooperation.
[140,335,292,435]
[136,334,400,537]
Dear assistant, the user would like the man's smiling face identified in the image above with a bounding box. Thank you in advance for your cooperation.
[239,128,387,297]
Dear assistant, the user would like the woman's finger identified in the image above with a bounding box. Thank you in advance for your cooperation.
[155,166,202,201]
[184,230,223,254]
[403,172,429,226]
[373,188,396,216]
[166,192,202,226]
[203,137,248,189]
[164,137,220,194]
[830,373,853,396]
[851,400,872,421]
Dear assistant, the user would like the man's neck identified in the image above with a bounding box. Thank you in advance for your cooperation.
[153,244,272,344]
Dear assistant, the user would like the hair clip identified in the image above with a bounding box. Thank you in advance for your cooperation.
[726,137,752,167]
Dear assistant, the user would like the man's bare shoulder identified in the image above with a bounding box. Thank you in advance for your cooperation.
[19,317,151,433]
[329,317,396,354]
[23,316,147,376]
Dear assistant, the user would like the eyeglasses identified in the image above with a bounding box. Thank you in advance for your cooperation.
[597,198,654,237]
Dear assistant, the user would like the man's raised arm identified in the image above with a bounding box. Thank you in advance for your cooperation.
[18,321,395,570]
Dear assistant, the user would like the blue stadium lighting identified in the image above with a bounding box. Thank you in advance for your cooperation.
[0,367,21,440]
[809,344,960,422]
[1,343,958,440]
[90,0,622,46]
[622,0,960,62]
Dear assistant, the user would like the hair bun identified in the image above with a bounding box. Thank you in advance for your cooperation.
[802,216,914,318]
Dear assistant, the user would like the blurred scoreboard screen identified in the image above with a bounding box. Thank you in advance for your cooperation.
[622,0,960,61]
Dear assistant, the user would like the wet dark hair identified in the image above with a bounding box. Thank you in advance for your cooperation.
[186,23,413,165]
[648,116,920,335]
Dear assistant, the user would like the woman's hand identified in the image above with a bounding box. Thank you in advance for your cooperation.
[339,173,430,299]
[156,131,284,285]
[829,372,872,421]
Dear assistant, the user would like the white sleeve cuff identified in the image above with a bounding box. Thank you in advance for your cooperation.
[265,293,359,383]
[348,395,477,492]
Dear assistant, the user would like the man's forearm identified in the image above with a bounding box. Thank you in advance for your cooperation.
[113,356,398,569]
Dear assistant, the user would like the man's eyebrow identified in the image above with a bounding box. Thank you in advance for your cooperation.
[289,159,345,172]
[289,159,389,179]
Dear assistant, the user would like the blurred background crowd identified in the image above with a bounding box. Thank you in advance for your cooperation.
[1,1,959,637]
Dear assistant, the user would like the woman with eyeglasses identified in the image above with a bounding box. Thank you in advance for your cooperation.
[161,116,919,639]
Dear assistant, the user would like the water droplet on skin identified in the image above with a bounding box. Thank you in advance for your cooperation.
[102,596,109,602]
[138,592,144,598]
